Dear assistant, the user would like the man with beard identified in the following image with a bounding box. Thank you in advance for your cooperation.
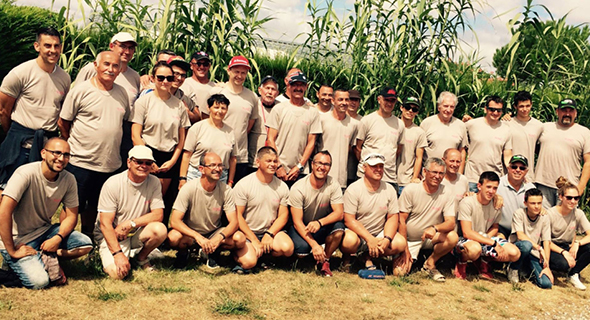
[315,84,333,114]
[0,138,92,289]
[534,98,590,208]
[248,76,279,172]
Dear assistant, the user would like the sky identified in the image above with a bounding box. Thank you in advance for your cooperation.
[15,0,590,72]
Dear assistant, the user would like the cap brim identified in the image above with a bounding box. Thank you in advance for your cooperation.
[365,159,385,166]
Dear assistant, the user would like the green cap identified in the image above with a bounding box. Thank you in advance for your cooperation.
[558,98,577,110]
[509,154,528,166]
[403,96,422,108]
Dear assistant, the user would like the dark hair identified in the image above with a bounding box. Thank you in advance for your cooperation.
[207,94,230,107]
[524,188,543,201]
[334,88,349,95]
[36,27,61,43]
[313,150,332,163]
[256,146,278,159]
[151,61,173,76]
[157,49,176,60]
[485,95,504,109]
[478,171,500,184]
[319,84,333,91]
[513,91,532,107]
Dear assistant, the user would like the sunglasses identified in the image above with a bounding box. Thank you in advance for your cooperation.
[155,75,175,82]
[510,165,527,171]
[191,61,210,67]
[403,105,419,113]
[132,158,154,166]
[487,107,503,113]
[45,149,71,159]
[565,196,581,201]
[173,72,187,79]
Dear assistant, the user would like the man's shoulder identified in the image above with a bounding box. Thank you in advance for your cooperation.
[11,161,41,180]
[123,67,140,79]
[290,174,311,192]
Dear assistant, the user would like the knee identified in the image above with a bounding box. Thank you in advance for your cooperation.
[27,272,50,290]
[505,245,521,262]
[233,231,246,247]
[517,241,533,255]
[239,252,258,270]
[464,242,481,261]
[146,222,168,241]
[328,230,344,243]
[167,230,183,248]
[391,234,407,252]
[340,231,359,254]
[446,231,459,246]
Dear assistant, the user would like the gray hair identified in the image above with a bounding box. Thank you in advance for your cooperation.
[437,91,458,107]
[424,157,446,171]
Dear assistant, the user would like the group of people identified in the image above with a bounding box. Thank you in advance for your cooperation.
[0,27,589,292]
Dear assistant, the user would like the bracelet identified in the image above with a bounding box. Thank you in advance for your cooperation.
[560,249,566,255]
[179,176,187,181]
[264,231,275,238]
[430,225,438,232]
[55,233,64,240]
[112,249,123,256]
[219,232,226,240]
[384,235,393,242]
[316,220,323,228]
[228,180,234,185]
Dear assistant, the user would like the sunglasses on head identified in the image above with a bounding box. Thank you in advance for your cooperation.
[510,165,527,171]
[156,75,175,82]
[132,158,154,166]
[403,105,419,113]
[565,195,581,201]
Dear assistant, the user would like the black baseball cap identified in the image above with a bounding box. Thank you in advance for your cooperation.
[380,87,397,98]
[191,51,211,62]
[260,75,278,86]
[509,154,528,167]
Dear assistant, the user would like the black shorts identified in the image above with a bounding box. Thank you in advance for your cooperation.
[66,164,113,212]
[147,145,180,179]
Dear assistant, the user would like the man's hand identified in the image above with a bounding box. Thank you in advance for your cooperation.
[540,267,554,284]
[570,242,580,259]
[305,221,321,234]
[393,248,413,276]
[285,167,300,181]
[311,244,326,263]
[150,163,160,174]
[501,114,512,121]
[261,234,274,254]
[540,207,548,216]
[253,240,264,258]
[422,226,436,241]
[377,237,390,253]
[495,243,508,260]
[462,114,472,122]
[139,74,151,91]
[179,179,187,189]
[114,253,131,279]
[562,250,577,268]
[539,248,548,268]
[9,244,37,259]
[159,160,175,173]
[114,222,131,241]
[367,236,382,258]
[276,167,287,180]
[40,235,62,252]
[493,194,504,210]
[410,177,421,184]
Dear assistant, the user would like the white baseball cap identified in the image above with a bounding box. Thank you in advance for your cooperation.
[128,145,155,161]
[110,32,137,45]
[363,153,385,166]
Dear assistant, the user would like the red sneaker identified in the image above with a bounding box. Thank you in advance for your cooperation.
[476,259,493,279]
[454,262,467,280]
[320,261,333,277]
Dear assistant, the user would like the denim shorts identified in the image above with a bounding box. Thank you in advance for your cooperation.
[288,221,345,255]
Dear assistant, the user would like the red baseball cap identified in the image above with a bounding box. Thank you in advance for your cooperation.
[228,55,250,70]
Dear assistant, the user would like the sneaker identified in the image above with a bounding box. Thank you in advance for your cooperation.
[569,273,587,290]
[508,268,519,284]
[320,261,333,277]
[454,262,467,280]
[206,255,220,269]
[173,251,189,269]
[476,259,493,279]
[147,248,165,260]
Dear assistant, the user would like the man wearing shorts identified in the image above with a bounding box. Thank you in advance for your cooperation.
[289,151,345,277]
[95,146,167,279]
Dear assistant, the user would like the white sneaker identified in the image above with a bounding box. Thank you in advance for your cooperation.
[147,248,165,260]
[569,273,587,290]
[508,268,519,284]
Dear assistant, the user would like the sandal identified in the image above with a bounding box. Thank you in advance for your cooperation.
[136,258,156,272]
[422,266,445,282]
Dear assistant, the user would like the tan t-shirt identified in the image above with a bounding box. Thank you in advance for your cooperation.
[508,117,543,181]
[344,179,399,236]
[0,162,78,249]
[347,114,363,180]
[457,195,501,236]
[441,173,469,205]
[420,115,468,160]
[509,208,550,258]
[233,172,289,234]
[0,59,70,131]
[180,77,216,115]
[208,86,259,163]
[60,80,129,173]
[266,101,322,171]
[288,175,343,224]
[398,183,456,241]
[319,112,359,188]
[535,123,590,188]
[465,117,512,183]
[247,102,274,167]
[356,112,405,183]
[184,120,238,168]
[75,62,140,109]
[172,179,236,235]
[94,171,164,242]
[174,88,196,112]
[397,123,427,186]
[548,206,590,244]
[131,92,190,152]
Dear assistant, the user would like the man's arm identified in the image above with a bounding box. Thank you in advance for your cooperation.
[57,118,72,140]
[486,223,500,238]
[247,119,255,134]
[266,128,279,152]
[577,153,590,195]
[459,147,467,174]
[99,211,131,278]
[398,212,409,239]
[502,149,513,169]
[411,147,425,182]
[236,205,258,243]
[344,212,375,243]
[355,139,363,161]
[0,196,36,258]
[169,209,209,244]
[291,206,321,248]
[131,123,145,146]
[0,92,16,133]
[178,150,192,189]
[515,231,539,249]
[286,134,317,181]
[267,205,289,235]
[40,206,78,253]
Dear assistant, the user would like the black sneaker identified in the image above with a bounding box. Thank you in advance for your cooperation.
[206,253,220,269]
[173,251,189,269]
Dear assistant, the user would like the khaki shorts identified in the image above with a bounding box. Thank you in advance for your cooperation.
[407,239,434,260]
[98,227,146,269]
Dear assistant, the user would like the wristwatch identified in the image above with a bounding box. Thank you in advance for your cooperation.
[296,163,304,170]
[130,220,137,229]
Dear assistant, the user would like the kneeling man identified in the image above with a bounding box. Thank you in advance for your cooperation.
[95,146,168,279]
[288,151,345,277]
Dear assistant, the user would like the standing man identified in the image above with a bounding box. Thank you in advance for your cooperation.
[356,87,405,189]
[181,51,215,117]
[0,138,92,289]
[207,56,259,184]
[397,97,427,195]
[441,148,469,206]
[464,95,513,192]
[0,27,70,192]
[167,56,200,123]
[398,158,459,281]
[420,92,468,169]
[319,89,359,189]
[288,151,345,277]
[315,84,333,114]
[248,76,279,172]
[535,98,590,208]
[266,71,321,185]
[58,51,130,238]
[347,89,363,185]
[95,146,168,279]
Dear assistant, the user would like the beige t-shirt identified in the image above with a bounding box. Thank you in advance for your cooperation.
[319,112,359,188]
[508,117,543,181]
[247,102,274,167]
[266,101,322,171]
[131,92,190,152]
[233,172,289,234]
[172,179,235,235]
[288,175,344,224]
[535,123,590,188]
[420,115,468,160]
[75,62,140,109]
[441,173,469,205]
[60,80,129,173]
[548,206,590,244]
[180,77,216,115]
[208,86,259,163]
[0,162,78,249]
[509,208,550,258]
[174,88,196,112]
[1,59,70,131]
[184,120,238,168]
[344,179,399,236]
[94,171,164,242]
[356,112,405,183]
[397,123,427,186]
[465,117,512,183]
[398,182,456,242]
[457,195,501,236]
[347,114,363,180]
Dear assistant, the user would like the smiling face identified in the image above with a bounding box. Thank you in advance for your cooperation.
[378,95,397,115]
[364,162,384,182]
[171,65,187,89]
[41,139,70,173]
[559,187,580,211]
[443,149,462,175]
[477,179,499,203]
[317,86,334,108]
[258,81,279,105]
[94,52,121,85]
[437,96,456,122]
[110,41,136,64]
[423,163,445,189]
[557,107,577,127]
[199,153,224,182]
[151,65,173,92]
[209,101,228,122]
[190,58,211,80]
[515,99,532,119]
[485,100,503,122]
[507,161,528,182]
[34,34,62,66]
[227,66,249,87]
[311,153,332,180]
[333,90,349,114]
[256,152,279,176]
[288,82,308,99]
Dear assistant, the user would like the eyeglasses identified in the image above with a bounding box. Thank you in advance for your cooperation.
[425,169,444,176]
[565,196,581,201]
[115,42,136,51]
[202,164,224,170]
[403,105,419,113]
[487,107,503,113]
[510,165,527,171]
[173,71,187,79]
[155,75,175,82]
[191,61,210,67]
[45,149,71,159]
[313,161,332,167]
[131,158,154,166]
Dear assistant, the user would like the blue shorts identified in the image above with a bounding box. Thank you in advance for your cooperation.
[288,221,345,255]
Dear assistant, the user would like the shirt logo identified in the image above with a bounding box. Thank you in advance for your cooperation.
[319,202,329,208]
[302,120,310,125]
[212,206,222,212]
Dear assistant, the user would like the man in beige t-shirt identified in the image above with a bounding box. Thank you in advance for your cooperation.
[441,148,469,206]
[168,152,247,269]
[289,151,345,277]
[0,27,71,190]
[397,97,427,195]
[319,89,359,188]
[95,145,167,279]
[248,76,279,170]
[315,84,333,114]
[347,90,363,186]
[341,153,406,276]
[181,51,216,116]
[398,158,458,281]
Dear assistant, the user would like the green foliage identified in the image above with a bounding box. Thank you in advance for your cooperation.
[213,293,251,315]
[389,275,420,287]
[147,285,191,294]
[472,284,490,292]
[92,281,127,302]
